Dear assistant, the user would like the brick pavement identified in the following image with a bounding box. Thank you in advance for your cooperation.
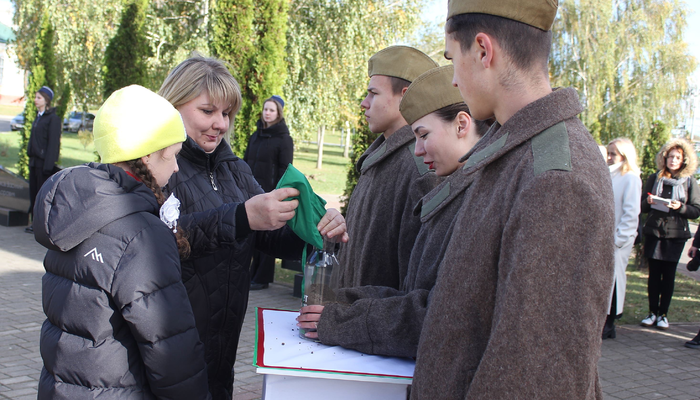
[1,222,700,399]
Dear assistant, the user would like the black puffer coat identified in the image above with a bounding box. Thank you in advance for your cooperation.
[166,137,304,400]
[28,107,61,173]
[244,118,294,192]
[34,163,210,400]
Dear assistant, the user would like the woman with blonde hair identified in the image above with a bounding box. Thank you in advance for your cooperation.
[603,138,642,339]
[640,138,700,330]
[158,55,346,399]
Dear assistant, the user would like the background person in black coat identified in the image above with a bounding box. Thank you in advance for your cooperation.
[26,85,61,233]
[640,138,700,329]
[244,95,294,290]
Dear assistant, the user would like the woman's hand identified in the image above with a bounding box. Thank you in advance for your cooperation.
[647,196,655,205]
[689,246,698,258]
[668,200,682,210]
[297,305,325,340]
[317,208,349,243]
[245,188,300,231]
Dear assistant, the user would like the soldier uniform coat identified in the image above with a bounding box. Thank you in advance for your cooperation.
[410,88,615,399]
[318,179,463,358]
[333,125,441,290]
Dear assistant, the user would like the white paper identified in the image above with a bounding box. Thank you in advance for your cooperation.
[258,309,415,380]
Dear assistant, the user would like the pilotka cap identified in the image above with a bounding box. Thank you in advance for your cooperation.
[447,0,558,31]
[400,66,464,126]
[368,46,439,82]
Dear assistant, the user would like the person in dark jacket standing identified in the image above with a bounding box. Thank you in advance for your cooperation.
[158,56,347,400]
[410,1,615,398]
[640,138,700,330]
[26,86,61,234]
[244,95,294,290]
[331,46,441,291]
[34,85,210,399]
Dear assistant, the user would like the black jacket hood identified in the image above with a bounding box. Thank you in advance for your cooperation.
[33,162,159,252]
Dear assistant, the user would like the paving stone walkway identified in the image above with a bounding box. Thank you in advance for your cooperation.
[1,223,699,399]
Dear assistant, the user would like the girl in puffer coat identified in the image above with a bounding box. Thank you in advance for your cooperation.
[34,85,211,399]
[640,138,700,330]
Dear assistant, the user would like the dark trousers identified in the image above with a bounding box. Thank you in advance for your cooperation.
[250,250,275,284]
[647,258,679,316]
[28,163,52,217]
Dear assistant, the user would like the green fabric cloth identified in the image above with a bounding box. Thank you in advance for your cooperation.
[276,164,327,250]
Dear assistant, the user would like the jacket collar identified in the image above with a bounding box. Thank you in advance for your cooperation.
[416,87,584,220]
[179,136,238,170]
[358,125,416,173]
[256,118,289,137]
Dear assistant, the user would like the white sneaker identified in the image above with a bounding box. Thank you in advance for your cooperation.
[641,313,657,327]
[656,315,669,330]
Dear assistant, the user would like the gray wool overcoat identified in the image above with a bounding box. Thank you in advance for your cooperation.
[410,88,615,400]
[333,125,441,290]
[318,177,464,358]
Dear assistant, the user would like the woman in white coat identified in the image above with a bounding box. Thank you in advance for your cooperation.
[603,138,642,339]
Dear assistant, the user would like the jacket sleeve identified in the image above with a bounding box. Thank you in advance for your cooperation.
[276,135,294,185]
[254,225,306,260]
[178,203,245,259]
[678,177,700,219]
[111,223,210,400]
[43,114,62,173]
[318,285,428,358]
[615,174,642,247]
[640,174,656,214]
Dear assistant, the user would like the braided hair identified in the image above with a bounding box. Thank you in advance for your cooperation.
[125,158,191,259]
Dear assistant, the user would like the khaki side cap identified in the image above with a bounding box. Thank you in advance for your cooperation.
[368,46,439,81]
[447,0,558,31]
[400,65,464,126]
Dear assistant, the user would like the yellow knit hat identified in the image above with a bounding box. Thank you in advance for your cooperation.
[93,85,186,164]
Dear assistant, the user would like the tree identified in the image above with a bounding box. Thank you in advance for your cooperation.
[284,0,422,146]
[640,120,671,181]
[550,0,696,148]
[12,0,123,111]
[341,104,379,214]
[103,0,150,99]
[209,0,289,156]
[17,11,56,179]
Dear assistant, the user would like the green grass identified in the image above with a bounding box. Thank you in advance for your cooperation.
[0,104,24,117]
[620,266,700,325]
[0,130,96,175]
[0,128,351,193]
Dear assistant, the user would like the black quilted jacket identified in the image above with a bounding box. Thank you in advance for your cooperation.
[166,137,304,400]
[243,118,294,192]
[34,163,210,400]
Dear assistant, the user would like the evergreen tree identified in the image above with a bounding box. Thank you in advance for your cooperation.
[209,0,289,156]
[340,103,380,215]
[102,0,150,100]
[35,13,56,90]
[640,121,671,181]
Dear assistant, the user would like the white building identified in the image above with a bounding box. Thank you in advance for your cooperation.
[0,21,25,106]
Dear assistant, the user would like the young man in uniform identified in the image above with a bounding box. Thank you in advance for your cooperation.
[410,1,615,399]
[332,46,441,290]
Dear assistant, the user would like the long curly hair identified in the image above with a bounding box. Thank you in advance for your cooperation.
[125,158,191,259]
[655,138,697,179]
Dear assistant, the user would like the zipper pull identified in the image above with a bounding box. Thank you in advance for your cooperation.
[209,173,218,191]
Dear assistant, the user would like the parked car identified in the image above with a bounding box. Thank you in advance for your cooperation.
[63,111,95,133]
[10,114,24,131]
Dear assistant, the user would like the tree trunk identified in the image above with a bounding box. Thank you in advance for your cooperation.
[316,125,325,169]
[343,126,351,158]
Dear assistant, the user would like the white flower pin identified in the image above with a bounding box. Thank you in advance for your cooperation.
[160,193,181,233]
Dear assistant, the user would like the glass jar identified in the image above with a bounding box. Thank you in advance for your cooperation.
[299,239,338,339]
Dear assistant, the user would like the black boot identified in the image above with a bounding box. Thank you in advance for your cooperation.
[602,314,616,339]
[685,330,700,349]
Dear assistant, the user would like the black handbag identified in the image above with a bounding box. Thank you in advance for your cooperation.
[687,255,700,272]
